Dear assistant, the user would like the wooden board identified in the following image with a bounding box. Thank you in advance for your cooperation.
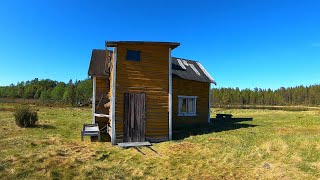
[95,76,110,115]
[118,141,151,148]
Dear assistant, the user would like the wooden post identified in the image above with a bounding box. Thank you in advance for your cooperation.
[168,48,172,141]
[111,47,117,145]
[208,84,211,123]
[92,76,96,124]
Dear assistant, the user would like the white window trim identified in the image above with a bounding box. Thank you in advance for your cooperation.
[178,96,197,116]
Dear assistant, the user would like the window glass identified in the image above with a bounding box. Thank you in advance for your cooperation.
[187,98,194,113]
[126,50,140,61]
[180,98,187,113]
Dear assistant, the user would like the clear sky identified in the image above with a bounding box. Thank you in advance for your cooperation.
[0,0,319,89]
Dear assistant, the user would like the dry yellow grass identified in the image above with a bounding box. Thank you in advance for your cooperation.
[0,103,320,179]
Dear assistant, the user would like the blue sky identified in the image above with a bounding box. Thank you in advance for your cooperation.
[0,0,319,89]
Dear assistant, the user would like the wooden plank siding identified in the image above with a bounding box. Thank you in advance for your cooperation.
[95,76,110,123]
[114,44,170,142]
[172,77,210,126]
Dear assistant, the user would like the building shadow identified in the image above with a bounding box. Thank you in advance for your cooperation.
[173,117,255,140]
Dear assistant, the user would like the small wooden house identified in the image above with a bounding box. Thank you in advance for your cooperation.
[88,41,216,144]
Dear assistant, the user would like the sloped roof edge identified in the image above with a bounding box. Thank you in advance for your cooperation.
[88,49,109,76]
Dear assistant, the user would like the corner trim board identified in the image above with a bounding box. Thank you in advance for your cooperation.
[168,48,172,141]
[111,47,117,145]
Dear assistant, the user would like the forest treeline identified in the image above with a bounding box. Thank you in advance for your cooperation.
[0,78,92,105]
[1,78,320,107]
[211,85,320,106]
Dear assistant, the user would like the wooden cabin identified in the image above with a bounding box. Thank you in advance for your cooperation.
[88,41,216,145]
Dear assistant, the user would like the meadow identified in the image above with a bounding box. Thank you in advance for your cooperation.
[0,103,320,179]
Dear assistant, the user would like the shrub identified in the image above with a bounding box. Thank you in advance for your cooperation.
[14,106,38,127]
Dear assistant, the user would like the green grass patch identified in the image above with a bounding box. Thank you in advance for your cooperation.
[0,103,320,179]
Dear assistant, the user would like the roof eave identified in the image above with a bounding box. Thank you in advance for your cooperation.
[105,41,180,49]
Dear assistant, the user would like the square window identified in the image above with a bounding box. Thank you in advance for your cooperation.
[178,96,197,116]
[126,50,140,61]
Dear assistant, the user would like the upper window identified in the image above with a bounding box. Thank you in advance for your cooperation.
[126,50,141,61]
[178,96,197,116]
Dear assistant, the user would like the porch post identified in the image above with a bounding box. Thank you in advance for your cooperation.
[208,84,211,123]
[92,76,96,124]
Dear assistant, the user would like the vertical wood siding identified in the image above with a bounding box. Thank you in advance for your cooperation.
[172,77,210,125]
[95,76,110,122]
[115,44,169,142]
[124,93,146,142]
[93,76,111,142]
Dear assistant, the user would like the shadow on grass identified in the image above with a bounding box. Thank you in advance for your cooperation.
[34,124,56,129]
[173,118,255,140]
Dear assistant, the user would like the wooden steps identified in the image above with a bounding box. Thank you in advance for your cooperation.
[118,141,152,148]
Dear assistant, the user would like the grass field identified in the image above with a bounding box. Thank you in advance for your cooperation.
[1,103,320,179]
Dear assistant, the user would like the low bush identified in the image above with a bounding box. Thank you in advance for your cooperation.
[14,106,38,127]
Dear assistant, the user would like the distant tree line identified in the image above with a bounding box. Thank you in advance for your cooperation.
[0,78,92,105]
[211,85,320,106]
[2,78,319,107]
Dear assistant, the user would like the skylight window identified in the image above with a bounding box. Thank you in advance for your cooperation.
[177,59,186,70]
[190,64,200,76]
[196,62,215,82]
[182,60,189,66]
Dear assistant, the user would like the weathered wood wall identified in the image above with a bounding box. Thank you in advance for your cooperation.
[92,76,111,142]
[114,43,170,142]
[172,77,210,126]
[95,76,110,122]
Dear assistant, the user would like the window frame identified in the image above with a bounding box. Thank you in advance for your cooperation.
[178,96,197,116]
[126,49,141,61]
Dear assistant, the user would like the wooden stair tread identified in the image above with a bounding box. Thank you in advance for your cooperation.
[118,141,151,148]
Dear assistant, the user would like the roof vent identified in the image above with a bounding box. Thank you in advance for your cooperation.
[190,64,200,76]
[177,59,186,70]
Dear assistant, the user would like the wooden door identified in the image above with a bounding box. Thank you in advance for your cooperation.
[124,93,146,142]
